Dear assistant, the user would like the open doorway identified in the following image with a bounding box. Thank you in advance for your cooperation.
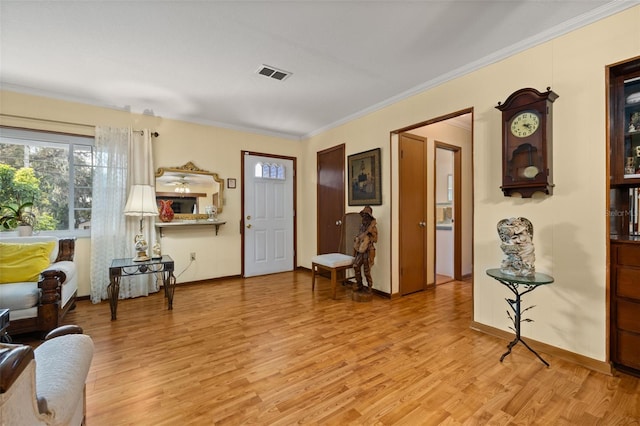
[393,109,473,295]
[434,143,462,284]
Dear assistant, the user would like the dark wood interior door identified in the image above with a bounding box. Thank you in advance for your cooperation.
[399,133,427,295]
[317,144,345,254]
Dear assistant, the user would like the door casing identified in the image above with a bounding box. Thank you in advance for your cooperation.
[434,142,462,281]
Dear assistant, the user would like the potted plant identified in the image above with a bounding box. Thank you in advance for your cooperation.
[0,201,37,236]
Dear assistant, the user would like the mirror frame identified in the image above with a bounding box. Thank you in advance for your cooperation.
[155,161,224,217]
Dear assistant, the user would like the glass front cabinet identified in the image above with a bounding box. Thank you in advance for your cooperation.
[609,56,640,377]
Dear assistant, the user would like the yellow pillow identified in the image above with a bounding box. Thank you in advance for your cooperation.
[0,241,56,283]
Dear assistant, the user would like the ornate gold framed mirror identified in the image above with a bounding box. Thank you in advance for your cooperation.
[155,162,224,219]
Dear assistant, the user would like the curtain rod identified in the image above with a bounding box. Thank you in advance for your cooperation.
[133,129,160,137]
[1,114,159,137]
[0,113,94,128]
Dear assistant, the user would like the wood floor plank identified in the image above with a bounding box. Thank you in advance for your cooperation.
[14,270,640,424]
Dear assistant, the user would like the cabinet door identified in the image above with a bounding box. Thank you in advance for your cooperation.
[620,75,640,182]
[610,60,640,185]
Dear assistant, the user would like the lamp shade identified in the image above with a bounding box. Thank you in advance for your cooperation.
[123,184,159,217]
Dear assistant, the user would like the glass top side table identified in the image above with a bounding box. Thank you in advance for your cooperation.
[108,255,176,320]
[486,268,554,366]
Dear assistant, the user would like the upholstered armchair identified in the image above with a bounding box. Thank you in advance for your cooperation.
[0,325,94,425]
[0,236,78,336]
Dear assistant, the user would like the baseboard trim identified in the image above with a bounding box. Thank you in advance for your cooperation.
[470,321,612,375]
[180,275,242,286]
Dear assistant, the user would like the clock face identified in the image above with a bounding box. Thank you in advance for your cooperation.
[510,111,540,138]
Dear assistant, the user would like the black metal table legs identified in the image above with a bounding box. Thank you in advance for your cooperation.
[499,279,550,367]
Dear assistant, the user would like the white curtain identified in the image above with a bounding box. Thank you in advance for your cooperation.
[90,127,129,303]
[90,127,158,303]
[125,129,159,297]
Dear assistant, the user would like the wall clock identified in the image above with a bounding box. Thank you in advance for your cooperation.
[496,87,559,198]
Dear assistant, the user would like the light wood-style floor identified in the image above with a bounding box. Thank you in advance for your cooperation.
[18,271,640,425]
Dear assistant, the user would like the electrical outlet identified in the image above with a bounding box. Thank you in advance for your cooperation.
[190,252,196,261]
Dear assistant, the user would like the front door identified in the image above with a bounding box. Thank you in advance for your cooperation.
[242,152,295,277]
[317,144,345,254]
[399,133,427,295]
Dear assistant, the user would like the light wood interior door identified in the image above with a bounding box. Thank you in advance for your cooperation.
[399,133,427,295]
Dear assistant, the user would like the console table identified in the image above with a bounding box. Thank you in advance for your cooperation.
[486,268,554,366]
[108,255,176,320]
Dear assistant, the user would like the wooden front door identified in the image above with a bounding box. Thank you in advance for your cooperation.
[317,144,345,254]
[399,133,427,295]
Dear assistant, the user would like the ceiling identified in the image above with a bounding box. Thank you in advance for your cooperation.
[0,1,635,140]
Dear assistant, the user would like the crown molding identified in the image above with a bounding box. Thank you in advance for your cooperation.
[0,84,304,141]
[303,1,639,140]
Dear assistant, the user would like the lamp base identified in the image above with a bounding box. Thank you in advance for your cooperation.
[133,233,150,262]
[133,252,150,262]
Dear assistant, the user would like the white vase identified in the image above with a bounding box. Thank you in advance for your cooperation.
[17,225,33,237]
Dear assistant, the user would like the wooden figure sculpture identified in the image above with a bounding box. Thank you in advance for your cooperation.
[353,205,378,297]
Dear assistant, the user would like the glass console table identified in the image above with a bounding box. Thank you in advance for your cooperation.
[486,268,554,366]
[108,255,176,320]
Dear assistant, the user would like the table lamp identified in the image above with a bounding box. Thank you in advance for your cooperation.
[123,184,159,262]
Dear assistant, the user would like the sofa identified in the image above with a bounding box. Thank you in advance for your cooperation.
[0,325,94,425]
[0,236,78,336]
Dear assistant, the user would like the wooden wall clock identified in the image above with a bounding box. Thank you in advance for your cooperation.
[496,87,559,198]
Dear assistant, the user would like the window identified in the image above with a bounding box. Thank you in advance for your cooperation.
[0,127,94,236]
[254,161,285,180]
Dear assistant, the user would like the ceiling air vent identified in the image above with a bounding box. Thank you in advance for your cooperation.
[256,65,292,81]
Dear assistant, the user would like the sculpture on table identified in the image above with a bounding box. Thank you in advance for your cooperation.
[152,241,162,259]
[353,206,378,293]
[497,217,535,277]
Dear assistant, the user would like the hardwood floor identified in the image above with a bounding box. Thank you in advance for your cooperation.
[17,270,640,424]
[435,274,454,285]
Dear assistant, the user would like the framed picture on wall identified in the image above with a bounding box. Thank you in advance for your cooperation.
[348,148,382,206]
[227,178,236,189]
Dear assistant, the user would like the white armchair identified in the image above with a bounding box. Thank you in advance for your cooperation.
[0,236,78,336]
[0,325,94,426]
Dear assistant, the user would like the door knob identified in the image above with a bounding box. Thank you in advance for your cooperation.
[336,220,342,226]
[246,215,252,220]
[246,224,252,229]
[419,222,426,227]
